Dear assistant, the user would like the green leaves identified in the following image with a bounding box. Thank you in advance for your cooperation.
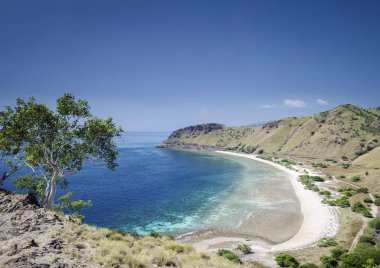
[0,93,123,208]
[54,192,92,222]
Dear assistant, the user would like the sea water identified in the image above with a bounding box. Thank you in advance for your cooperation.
[3,132,298,236]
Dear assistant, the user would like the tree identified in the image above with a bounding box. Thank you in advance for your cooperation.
[0,98,36,186]
[0,93,122,208]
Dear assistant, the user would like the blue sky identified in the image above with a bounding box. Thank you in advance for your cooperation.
[1,0,379,131]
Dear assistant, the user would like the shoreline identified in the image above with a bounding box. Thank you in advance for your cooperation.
[190,151,339,253]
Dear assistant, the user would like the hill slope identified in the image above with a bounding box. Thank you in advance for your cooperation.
[160,104,380,162]
[0,190,241,268]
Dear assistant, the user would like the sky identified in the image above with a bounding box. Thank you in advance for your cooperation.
[0,0,379,131]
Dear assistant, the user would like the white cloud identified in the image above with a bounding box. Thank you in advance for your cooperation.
[317,98,329,105]
[261,104,276,109]
[284,99,307,108]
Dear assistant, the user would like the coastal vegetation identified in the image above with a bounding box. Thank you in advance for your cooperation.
[0,94,122,210]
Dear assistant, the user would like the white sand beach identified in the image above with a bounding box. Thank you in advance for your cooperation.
[193,151,339,254]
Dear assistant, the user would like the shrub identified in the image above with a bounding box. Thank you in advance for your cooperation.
[342,156,348,161]
[236,243,251,254]
[217,249,242,264]
[374,199,380,206]
[359,235,376,246]
[369,219,380,230]
[325,197,350,208]
[339,247,380,268]
[318,237,338,247]
[352,176,361,182]
[331,247,348,259]
[275,253,299,267]
[352,202,372,218]
[320,190,332,196]
[340,175,346,178]
[364,196,374,203]
[320,255,339,267]
[357,188,369,194]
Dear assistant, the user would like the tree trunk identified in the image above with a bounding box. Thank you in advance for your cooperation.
[45,175,58,209]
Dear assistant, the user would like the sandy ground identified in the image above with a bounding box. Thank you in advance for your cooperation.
[191,151,339,264]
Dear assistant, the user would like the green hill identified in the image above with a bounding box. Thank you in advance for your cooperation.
[160,104,380,164]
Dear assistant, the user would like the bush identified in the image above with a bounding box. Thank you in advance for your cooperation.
[342,156,348,161]
[352,176,361,182]
[320,190,332,196]
[352,202,372,218]
[325,197,350,208]
[275,253,299,267]
[359,235,376,246]
[374,199,380,206]
[318,237,338,247]
[369,219,380,230]
[364,196,374,203]
[331,247,348,259]
[357,188,369,194]
[339,247,380,268]
[236,243,251,254]
[320,255,339,267]
[217,249,242,264]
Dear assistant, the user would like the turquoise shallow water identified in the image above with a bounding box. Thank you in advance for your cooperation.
[4,132,297,236]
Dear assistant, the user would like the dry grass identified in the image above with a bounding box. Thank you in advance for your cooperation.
[50,224,242,268]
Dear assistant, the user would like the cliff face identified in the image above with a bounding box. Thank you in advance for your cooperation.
[0,189,87,268]
[160,105,380,162]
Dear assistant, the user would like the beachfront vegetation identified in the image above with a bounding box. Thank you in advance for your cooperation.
[236,243,251,254]
[217,249,242,264]
[317,237,338,247]
[0,94,122,209]
[351,202,372,218]
[275,253,299,267]
[369,219,380,230]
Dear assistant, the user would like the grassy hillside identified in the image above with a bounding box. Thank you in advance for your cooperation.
[161,104,380,164]
[0,189,251,268]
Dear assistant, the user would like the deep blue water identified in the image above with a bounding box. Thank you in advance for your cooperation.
[3,132,294,236]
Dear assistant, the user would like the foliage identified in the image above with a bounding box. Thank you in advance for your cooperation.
[236,243,251,254]
[324,197,350,208]
[13,175,46,204]
[364,196,374,203]
[330,247,348,260]
[320,255,339,268]
[320,190,331,196]
[0,94,122,208]
[357,188,369,194]
[351,202,372,218]
[216,249,242,264]
[359,235,376,246]
[374,199,380,206]
[318,237,338,247]
[275,253,299,267]
[312,162,328,168]
[351,176,361,182]
[339,247,380,268]
[54,192,92,221]
[369,219,380,230]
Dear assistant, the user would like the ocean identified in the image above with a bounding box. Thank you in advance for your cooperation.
[3,132,300,238]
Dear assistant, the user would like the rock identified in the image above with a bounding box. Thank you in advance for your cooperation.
[21,238,38,249]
